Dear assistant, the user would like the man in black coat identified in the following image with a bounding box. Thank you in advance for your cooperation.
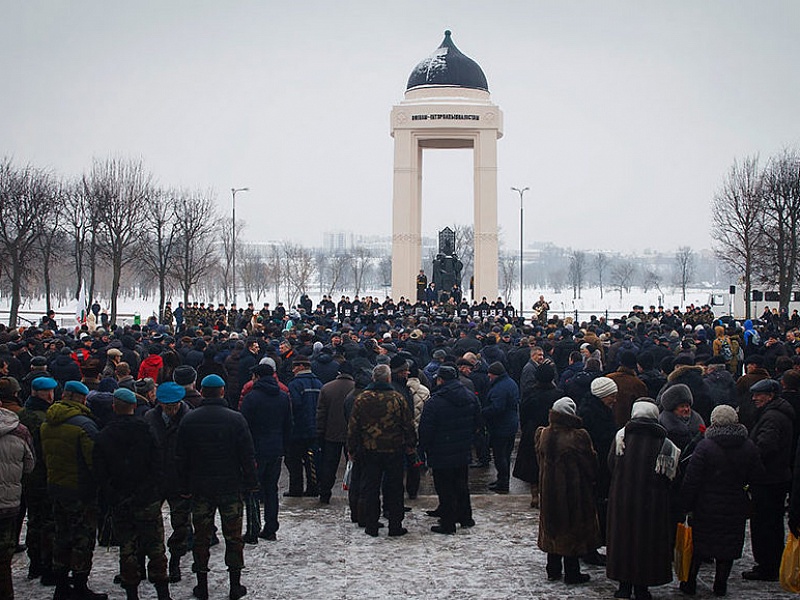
[240,364,291,541]
[144,383,192,583]
[93,387,168,600]
[743,378,796,581]
[418,365,481,534]
[175,375,257,600]
[315,364,356,504]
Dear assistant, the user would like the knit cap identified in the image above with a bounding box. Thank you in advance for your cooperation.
[710,405,738,427]
[590,377,618,399]
[552,397,576,416]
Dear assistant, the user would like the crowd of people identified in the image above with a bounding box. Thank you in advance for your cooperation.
[1,293,800,599]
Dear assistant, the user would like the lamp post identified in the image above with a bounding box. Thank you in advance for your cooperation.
[511,186,529,317]
[231,187,249,305]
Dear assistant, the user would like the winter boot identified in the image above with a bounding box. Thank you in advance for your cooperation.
[545,553,562,581]
[563,556,590,584]
[123,584,140,600]
[679,555,701,595]
[71,572,108,600]
[192,572,209,600]
[168,554,182,583]
[229,569,247,600]
[155,582,172,600]
[52,570,71,600]
[714,559,733,596]
[28,559,43,580]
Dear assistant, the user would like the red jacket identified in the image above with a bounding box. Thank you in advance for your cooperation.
[138,354,163,381]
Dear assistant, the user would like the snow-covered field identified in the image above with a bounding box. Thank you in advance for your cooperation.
[11,467,794,600]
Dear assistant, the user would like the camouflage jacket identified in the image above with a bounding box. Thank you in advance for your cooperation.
[347,382,416,455]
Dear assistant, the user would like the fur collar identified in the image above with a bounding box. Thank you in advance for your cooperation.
[668,364,704,382]
[547,409,583,429]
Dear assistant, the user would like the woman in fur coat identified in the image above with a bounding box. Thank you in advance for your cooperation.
[535,397,599,585]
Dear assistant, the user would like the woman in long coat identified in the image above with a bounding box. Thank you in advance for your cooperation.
[535,397,599,585]
[680,405,765,596]
[606,400,680,600]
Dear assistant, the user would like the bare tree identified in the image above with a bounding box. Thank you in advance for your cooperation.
[282,242,316,306]
[611,259,637,299]
[674,246,695,303]
[755,150,800,310]
[711,156,764,318]
[239,245,268,303]
[351,246,372,297]
[0,159,56,326]
[568,250,586,300]
[642,269,665,300]
[36,181,66,312]
[499,253,517,301]
[84,157,153,324]
[323,253,349,297]
[63,179,95,301]
[138,188,180,321]
[593,253,610,299]
[171,192,219,305]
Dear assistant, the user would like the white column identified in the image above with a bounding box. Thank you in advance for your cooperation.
[473,129,499,301]
[391,131,422,301]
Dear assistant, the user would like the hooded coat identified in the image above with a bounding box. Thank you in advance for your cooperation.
[681,424,765,560]
[535,410,601,556]
[0,408,35,519]
[40,399,101,501]
[606,418,675,587]
[137,353,163,381]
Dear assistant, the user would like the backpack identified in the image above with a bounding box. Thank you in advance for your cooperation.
[750,330,762,346]
[720,337,733,361]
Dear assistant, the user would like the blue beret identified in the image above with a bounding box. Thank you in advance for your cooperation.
[113,388,137,404]
[200,374,225,389]
[64,381,90,396]
[156,382,186,404]
[31,377,58,391]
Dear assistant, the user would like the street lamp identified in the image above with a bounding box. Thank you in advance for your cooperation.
[511,186,529,317]
[231,187,249,305]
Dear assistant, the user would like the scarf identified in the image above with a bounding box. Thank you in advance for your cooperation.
[614,419,682,480]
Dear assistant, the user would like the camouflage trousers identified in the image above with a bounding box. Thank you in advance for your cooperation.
[113,500,168,586]
[191,492,244,573]
[164,496,191,558]
[52,498,97,575]
[23,491,55,570]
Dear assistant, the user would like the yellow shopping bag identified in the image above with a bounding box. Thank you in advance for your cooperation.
[674,520,693,582]
[780,532,800,593]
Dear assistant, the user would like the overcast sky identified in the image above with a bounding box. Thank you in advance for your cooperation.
[2,1,799,255]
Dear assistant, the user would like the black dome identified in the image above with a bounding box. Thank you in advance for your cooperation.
[406,30,489,92]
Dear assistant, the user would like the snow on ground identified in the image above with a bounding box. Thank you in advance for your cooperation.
[11,466,795,600]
